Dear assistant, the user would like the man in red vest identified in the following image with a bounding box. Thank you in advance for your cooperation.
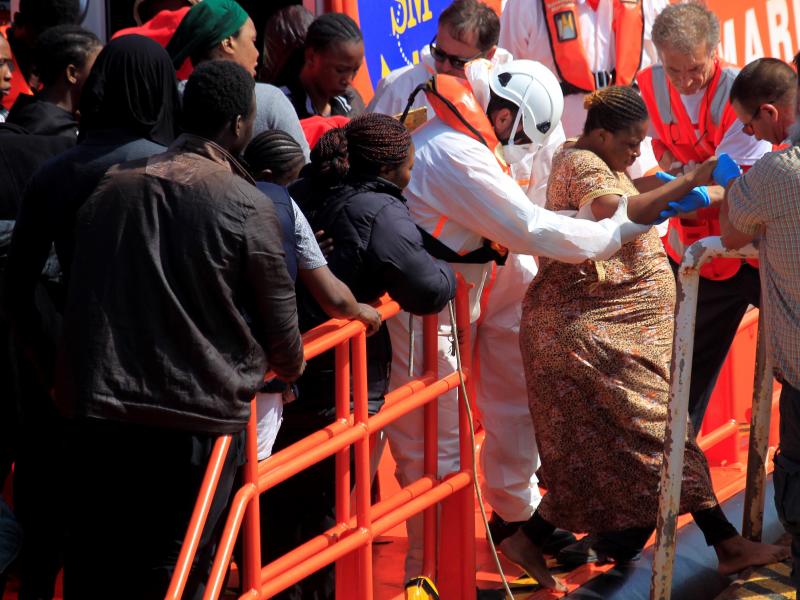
[639,2,772,434]
[498,0,666,178]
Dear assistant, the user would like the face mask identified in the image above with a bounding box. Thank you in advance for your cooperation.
[502,140,534,164]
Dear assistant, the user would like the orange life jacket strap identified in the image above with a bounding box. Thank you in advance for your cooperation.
[424,73,510,174]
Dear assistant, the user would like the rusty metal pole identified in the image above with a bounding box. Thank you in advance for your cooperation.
[742,310,773,541]
[650,245,701,600]
[650,238,759,600]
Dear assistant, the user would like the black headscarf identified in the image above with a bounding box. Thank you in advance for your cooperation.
[79,35,180,145]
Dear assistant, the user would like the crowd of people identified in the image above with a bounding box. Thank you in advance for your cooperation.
[0,0,799,598]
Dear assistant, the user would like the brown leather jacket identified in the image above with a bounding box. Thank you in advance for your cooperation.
[57,134,304,434]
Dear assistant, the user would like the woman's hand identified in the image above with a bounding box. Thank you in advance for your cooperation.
[355,303,382,336]
[315,230,334,258]
[689,155,720,186]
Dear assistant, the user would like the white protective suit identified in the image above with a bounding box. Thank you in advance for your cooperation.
[383,62,649,578]
[369,51,562,571]
[499,0,667,178]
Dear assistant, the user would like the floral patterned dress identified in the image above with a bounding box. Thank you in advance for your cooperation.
[520,146,717,532]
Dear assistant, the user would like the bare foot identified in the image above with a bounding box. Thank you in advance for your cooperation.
[715,534,791,575]
[498,529,567,592]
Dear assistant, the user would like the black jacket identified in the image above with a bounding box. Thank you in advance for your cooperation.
[56,135,304,434]
[289,176,456,415]
[6,95,78,138]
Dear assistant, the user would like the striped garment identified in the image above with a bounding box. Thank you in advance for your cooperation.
[727,145,800,388]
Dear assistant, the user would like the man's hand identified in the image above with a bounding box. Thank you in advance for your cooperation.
[658,148,678,172]
[656,186,711,221]
[355,303,382,336]
[275,359,306,383]
[712,153,742,188]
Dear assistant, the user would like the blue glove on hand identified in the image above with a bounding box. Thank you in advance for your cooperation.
[712,153,741,187]
[655,171,676,183]
[656,186,711,222]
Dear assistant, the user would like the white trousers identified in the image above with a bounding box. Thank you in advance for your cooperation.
[384,253,541,579]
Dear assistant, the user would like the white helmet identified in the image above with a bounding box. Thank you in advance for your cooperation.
[489,60,564,145]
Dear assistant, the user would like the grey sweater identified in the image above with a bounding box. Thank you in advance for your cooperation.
[178,80,310,162]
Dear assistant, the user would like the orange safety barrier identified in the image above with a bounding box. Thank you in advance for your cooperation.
[167,280,476,600]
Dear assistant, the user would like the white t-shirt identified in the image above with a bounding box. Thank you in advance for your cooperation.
[293,199,326,270]
[677,91,772,166]
[255,392,283,461]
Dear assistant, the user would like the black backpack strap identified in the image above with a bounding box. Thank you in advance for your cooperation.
[417,226,507,266]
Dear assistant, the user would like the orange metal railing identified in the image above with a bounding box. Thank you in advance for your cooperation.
[167,280,476,600]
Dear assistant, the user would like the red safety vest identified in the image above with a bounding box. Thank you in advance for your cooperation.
[639,60,756,280]
[542,0,644,93]
[0,24,32,112]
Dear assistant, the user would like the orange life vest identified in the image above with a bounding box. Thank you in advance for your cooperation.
[423,73,508,257]
[424,73,509,174]
[638,60,756,280]
[0,24,32,112]
[542,0,644,94]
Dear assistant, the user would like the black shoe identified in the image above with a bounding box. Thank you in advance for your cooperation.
[542,527,578,555]
[487,512,576,554]
[557,534,642,567]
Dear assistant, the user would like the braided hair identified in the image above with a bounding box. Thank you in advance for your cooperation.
[305,12,363,52]
[245,130,307,185]
[34,25,101,87]
[311,113,410,182]
[582,85,648,135]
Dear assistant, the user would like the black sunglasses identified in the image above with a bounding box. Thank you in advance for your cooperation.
[429,36,484,70]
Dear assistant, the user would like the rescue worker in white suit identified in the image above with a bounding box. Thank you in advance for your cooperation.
[368,0,573,561]
[499,0,667,178]
[384,57,659,578]
[369,0,558,201]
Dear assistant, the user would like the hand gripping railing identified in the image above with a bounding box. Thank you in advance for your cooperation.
[650,236,769,599]
[167,280,476,600]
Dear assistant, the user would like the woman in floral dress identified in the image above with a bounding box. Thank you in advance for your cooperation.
[499,86,788,590]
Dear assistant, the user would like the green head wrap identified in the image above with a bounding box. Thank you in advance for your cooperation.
[166,0,249,70]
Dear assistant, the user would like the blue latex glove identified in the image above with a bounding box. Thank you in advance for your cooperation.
[656,186,711,222]
[712,153,742,187]
[655,171,675,183]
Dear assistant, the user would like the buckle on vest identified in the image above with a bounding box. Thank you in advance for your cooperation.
[559,69,617,96]
[594,70,614,89]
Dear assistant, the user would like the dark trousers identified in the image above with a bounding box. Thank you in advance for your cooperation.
[524,503,736,557]
[669,259,761,434]
[261,410,340,600]
[3,286,65,600]
[774,382,800,591]
[63,419,244,600]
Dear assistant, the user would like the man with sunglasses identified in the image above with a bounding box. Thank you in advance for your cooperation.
[722,53,800,597]
[637,3,772,436]
[369,0,502,116]
[729,57,798,147]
